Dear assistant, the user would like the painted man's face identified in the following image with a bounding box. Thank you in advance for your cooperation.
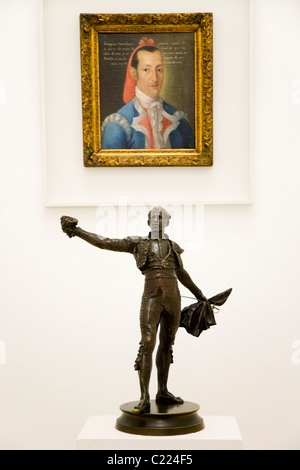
[131,50,164,99]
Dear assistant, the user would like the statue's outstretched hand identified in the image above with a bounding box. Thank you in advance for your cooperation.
[61,216,78,238]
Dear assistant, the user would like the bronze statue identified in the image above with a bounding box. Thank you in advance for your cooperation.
[61,207,231,418]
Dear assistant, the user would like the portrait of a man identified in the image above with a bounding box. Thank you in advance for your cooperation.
[80,13,213,166]
[101,37,195,150]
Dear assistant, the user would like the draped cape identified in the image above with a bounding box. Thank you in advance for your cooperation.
[180,288,232,337]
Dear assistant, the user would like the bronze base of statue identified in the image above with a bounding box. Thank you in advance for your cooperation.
[115,400,204,436]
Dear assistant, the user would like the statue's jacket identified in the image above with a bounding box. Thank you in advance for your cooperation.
[101,97,194,149]
[75,227,204,302]
[91,234,184,273]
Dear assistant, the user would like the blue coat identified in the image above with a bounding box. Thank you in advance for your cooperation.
[101,98,194,149]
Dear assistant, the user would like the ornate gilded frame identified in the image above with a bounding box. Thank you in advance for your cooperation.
[80,13,213,167]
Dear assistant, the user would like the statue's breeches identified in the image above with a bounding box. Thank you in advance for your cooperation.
[134,271,181,370]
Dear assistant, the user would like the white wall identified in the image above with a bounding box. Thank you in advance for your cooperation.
[0,0,299,450]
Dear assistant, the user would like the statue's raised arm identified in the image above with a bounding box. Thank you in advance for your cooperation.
[60,215,135,253]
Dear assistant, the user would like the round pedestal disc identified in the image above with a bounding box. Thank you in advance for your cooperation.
[115,400,204,436]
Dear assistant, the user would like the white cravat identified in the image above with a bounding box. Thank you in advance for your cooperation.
[135,87,166,149]
[135,86,158,108]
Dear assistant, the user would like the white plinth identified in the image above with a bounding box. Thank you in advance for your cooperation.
[76,415,243,450]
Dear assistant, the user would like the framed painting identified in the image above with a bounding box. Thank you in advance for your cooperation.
[80,13,213,167]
